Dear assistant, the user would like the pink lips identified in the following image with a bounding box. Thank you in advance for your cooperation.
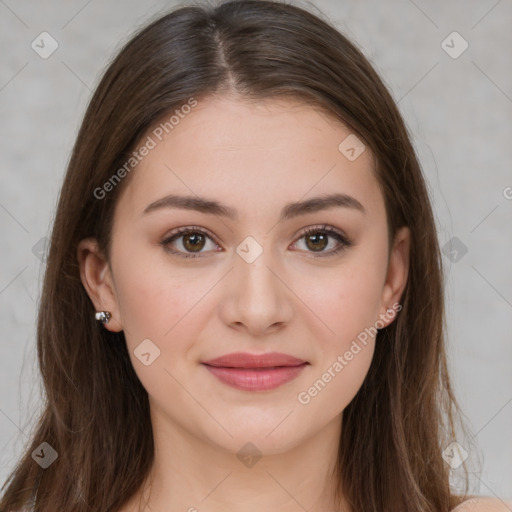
[202,352,308,391]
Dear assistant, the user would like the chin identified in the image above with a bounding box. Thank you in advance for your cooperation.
[200,413,312,457]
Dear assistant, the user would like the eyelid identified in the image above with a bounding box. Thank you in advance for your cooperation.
[162,225,221,244]
[295,224,350,243]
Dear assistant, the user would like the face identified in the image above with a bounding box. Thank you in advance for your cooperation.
[79,94,409,456]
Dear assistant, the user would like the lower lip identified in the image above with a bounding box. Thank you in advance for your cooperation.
[202,363,308,391]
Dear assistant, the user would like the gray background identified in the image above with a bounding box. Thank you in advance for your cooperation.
[1,0,511,502]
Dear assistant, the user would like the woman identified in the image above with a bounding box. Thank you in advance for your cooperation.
[0,0,509,510]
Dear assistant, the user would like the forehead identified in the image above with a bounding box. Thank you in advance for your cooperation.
[116,94,384,220]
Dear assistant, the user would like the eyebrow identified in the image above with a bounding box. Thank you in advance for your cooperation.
[143,192,365,221]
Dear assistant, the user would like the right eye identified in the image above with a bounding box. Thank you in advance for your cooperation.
[160,226,222,259]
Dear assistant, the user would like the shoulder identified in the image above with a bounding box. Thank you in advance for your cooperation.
[452,496,512,511]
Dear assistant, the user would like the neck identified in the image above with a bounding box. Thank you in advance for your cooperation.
[131,407,347,512]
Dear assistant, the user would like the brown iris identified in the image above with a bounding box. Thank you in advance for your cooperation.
[182,232,206,252]
[304,232,328,252]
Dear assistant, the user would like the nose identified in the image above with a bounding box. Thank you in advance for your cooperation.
[218,245,293,337]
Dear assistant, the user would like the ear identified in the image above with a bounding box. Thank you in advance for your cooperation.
[77,238,123,332]
[378,226,410,327]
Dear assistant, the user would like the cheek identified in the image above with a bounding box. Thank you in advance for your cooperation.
[298,341,375,423]
[112,256,210,403]
[295,267,382,419]
[299,256,386,349]
[111,241,207,352]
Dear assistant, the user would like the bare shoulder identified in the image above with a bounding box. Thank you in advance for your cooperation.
[452,496,512,511]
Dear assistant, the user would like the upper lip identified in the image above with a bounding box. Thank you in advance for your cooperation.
[202,352,307,368]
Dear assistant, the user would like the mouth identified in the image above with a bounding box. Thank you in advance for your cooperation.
[201,352,309,391]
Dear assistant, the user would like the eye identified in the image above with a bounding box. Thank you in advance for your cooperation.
[160,226,221,259]
[291,225,352,257]
[161,224,352,259]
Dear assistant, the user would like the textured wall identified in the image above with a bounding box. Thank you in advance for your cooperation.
[1,0,511,501]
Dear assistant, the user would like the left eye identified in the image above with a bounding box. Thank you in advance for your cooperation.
[161,225,351,259]
[291,226,352,257]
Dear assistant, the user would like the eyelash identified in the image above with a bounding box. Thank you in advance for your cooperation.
[160,224,352,259]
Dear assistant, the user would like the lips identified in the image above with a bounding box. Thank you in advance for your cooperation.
[202,352,309,391]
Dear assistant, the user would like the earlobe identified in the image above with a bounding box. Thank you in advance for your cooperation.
[77,238,123,332]
[379,226,410,327]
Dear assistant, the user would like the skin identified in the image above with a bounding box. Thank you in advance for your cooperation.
[78,93,413,511]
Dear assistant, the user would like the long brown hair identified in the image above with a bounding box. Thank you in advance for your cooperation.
[0,1,476,510]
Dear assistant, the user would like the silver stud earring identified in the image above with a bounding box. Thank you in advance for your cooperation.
[386,308,394,315]
[95,311,111,324]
